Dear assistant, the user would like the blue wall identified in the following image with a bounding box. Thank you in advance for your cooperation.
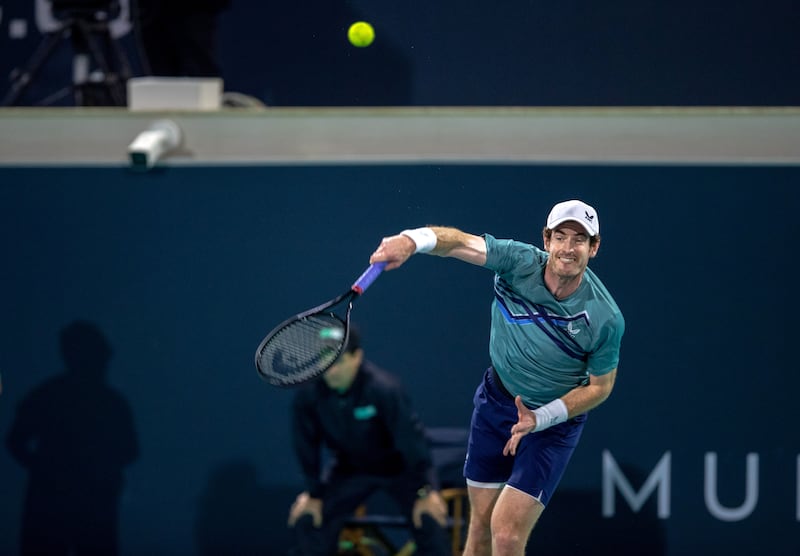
[1,164,798,555]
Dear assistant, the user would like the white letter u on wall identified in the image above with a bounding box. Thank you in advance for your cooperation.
[704,452,759,522]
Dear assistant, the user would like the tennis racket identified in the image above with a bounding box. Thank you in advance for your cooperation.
[255,261,386,387]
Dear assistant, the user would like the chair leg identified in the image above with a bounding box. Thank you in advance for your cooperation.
[395,540,416,556]
[451,495,463,556]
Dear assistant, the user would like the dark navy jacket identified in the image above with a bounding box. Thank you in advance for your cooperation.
[291,360,436,498]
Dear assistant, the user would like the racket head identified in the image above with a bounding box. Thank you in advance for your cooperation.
[255,312,349,387]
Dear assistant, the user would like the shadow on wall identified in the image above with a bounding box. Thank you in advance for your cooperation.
[531,464,667,555]
[219,1,413,106]
[4,321,140,554]
[195,461,296,555]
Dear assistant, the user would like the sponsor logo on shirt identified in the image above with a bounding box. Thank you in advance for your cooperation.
[353,404,377,420]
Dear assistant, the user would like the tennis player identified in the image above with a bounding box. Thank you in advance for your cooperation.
[369,200,625,555]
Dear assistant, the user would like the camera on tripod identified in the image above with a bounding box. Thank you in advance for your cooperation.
[49,0,120,20]
[1,0,131,106]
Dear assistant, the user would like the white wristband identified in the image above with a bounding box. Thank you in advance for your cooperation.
[400,227,437,254]
[532,399,568,433]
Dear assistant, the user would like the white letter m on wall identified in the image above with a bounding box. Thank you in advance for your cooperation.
[602,450,671,519]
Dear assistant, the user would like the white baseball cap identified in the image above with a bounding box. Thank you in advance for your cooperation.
[546,200,599,236]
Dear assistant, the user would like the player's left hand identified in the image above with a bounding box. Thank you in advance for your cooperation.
[412,490,448,528]
[503,395,536,456]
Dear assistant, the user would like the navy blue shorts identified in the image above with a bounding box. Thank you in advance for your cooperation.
[462,367,587,506]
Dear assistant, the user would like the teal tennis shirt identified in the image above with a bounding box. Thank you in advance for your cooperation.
[483,234,625,408]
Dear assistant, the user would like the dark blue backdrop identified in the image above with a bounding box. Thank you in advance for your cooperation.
[1,164,798,555]
[1,0,798,106]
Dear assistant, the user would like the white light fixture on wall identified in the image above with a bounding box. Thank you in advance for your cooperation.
[127,119,182,170]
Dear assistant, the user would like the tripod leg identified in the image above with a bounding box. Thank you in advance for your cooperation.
[1,29,69,106]
[79,20,128,106]
[110,31,133,82]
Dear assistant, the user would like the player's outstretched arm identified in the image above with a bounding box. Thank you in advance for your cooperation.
[427,226,487,265]
[370,226,487,270]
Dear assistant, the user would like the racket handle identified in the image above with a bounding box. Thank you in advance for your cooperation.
[352,262,386,294]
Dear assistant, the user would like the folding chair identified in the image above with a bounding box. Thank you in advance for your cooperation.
[338,427,470,556]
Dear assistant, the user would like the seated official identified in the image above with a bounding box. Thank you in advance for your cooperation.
[287,327,449,556]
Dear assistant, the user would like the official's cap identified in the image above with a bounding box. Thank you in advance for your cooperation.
[546,200,599,237]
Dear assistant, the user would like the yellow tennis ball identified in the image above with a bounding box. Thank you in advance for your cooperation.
[348,21,375,48]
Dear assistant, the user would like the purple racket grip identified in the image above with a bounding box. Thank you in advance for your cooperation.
[351,262,387,294]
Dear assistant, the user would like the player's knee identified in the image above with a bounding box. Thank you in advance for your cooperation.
[468,499,494,528]
[491,527,527,555]
[466,516,492,549]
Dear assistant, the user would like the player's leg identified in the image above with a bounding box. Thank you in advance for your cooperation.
[497,412,588,554]
[488,486,543,556]
[462,484,501,556]
[462,367,517,556]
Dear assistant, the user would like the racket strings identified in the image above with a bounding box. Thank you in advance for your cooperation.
[256,314,346,385]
